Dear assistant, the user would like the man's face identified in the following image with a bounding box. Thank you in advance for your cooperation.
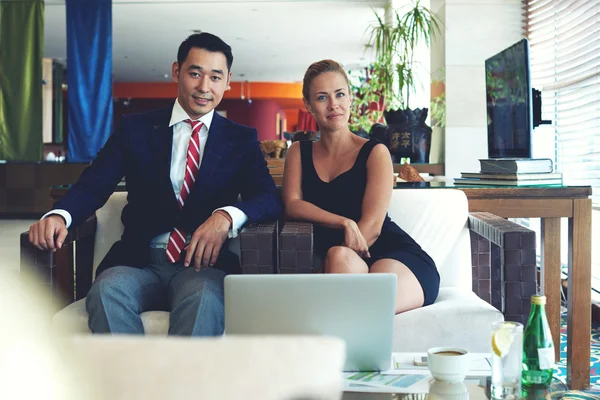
[172,48,231,119]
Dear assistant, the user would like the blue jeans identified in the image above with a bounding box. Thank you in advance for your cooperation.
[86,248,226,336]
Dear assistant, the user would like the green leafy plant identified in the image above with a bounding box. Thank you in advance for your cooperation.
[348,61,387,133]
[430,92,445,129]
[365,1,441,111]
[348,1,441,133]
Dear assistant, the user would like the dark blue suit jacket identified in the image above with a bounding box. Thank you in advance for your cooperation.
[54,107,282,277]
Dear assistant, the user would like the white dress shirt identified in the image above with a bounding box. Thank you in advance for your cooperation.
[43,99,248,248]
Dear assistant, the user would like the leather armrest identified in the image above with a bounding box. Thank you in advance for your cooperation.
[20,216,97,309]
[239,221,278,274]
[468,212,537,324]
[278,221,315,274]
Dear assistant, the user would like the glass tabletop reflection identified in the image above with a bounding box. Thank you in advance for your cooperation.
[342,377,569,400]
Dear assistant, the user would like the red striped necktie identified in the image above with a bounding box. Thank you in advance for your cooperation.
[166,119,202,263]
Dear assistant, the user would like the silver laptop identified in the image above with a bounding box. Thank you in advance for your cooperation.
[224,273,397,372]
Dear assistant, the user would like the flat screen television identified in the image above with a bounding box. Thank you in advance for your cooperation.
[485,39,535,159]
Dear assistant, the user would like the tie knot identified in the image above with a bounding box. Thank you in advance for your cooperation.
[185,119,203,134]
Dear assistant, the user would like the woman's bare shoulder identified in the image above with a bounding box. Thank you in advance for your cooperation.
[367,141,392,163]
[287,140,302,155]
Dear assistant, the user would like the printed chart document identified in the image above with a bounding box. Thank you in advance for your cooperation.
[344,372,431,393]
[343,352,491,393]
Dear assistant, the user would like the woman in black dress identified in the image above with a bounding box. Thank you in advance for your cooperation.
[281,60,440,313]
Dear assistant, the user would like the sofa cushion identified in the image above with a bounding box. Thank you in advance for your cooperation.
[387,189,471,289]
[392,288,503,353]
[56,289,501,355]
[53,299,169,335]
[93,192,128,276]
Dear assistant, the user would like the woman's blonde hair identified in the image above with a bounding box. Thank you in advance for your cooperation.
[302,59,351,101]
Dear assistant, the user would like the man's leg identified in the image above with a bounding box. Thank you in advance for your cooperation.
[85,266,165,334]
[167,266,226,336]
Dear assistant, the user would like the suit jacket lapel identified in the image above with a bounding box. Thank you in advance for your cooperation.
[148,108,178,209]
[192,112,234,197]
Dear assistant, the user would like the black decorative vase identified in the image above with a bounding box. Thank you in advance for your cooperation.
[382,108,432,163]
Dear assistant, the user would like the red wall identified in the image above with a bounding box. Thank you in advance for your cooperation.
[246,100,282,141]
[283,107,300,131]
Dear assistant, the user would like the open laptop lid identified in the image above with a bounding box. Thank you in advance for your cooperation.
[224,273,397,372]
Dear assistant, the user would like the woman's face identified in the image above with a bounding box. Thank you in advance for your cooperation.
[305,71,351,131]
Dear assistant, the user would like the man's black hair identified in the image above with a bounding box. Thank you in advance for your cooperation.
[177,32,233,71]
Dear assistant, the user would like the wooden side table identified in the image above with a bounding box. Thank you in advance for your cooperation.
[458,185,592,390]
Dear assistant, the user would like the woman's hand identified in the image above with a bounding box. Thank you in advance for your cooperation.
[343,219,371,259]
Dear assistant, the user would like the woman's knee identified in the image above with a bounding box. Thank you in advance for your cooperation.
[324,246,366,273]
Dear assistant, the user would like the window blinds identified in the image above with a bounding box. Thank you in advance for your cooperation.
[525,0,600,207]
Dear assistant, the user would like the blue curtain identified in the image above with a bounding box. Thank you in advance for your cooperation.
[66,0,112,162]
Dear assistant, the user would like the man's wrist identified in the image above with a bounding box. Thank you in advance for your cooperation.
[214,210,233,228]
[47,214,67,226]
[41,209,72,228]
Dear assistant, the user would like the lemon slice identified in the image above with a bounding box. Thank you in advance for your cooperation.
[492,322,518,357]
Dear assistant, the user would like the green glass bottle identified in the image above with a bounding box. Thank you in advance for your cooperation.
[522,295,555,393]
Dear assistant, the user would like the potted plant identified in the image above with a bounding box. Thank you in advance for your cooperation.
[356,1,441,163]
[367,0,440,112]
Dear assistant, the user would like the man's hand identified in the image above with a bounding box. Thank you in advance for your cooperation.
[343,219,371,259]
[183,212,231,271]
[28,215,68,252]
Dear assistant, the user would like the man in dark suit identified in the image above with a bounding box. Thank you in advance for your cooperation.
[28,33,282,335]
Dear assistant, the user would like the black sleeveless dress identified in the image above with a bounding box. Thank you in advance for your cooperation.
[300,139,440,306]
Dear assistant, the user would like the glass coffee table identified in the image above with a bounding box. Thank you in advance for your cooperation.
[342,376,569,399]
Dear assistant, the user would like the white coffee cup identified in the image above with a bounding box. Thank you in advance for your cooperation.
[427,347,470,383]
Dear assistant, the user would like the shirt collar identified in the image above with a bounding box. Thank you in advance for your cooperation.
[169,98,214,132]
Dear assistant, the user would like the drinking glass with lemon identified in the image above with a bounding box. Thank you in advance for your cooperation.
[491,321,524,399]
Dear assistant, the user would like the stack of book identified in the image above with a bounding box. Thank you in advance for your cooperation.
[454,158,563,186]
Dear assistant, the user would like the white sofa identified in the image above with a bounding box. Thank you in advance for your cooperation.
[31,189,527,352]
